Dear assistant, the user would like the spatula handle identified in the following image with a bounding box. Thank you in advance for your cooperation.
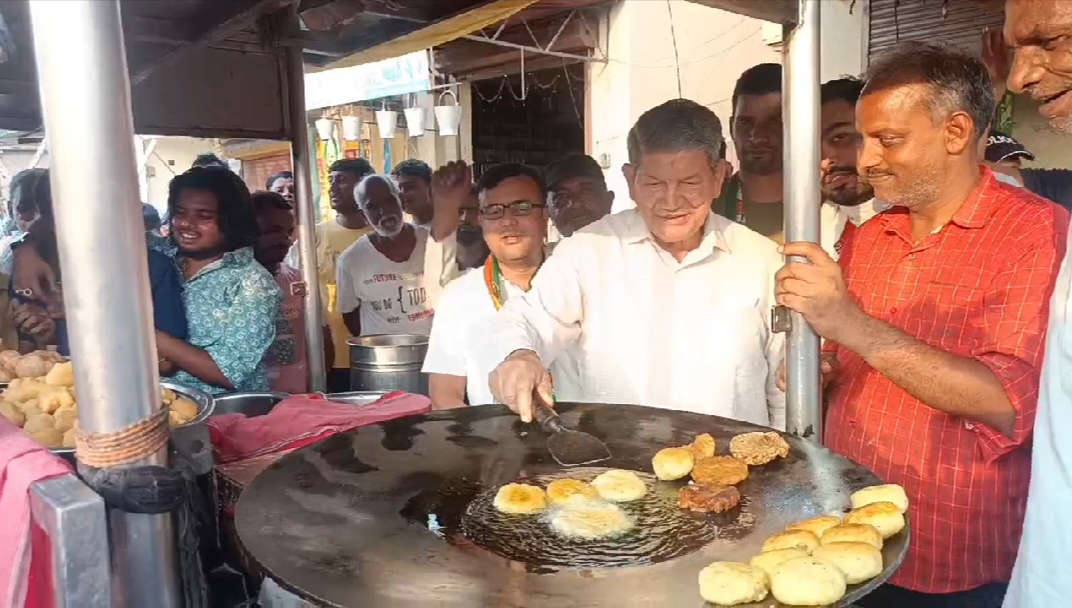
[533,394,564,433]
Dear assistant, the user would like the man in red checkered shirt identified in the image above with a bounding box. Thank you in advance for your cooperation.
[776,43,1069,607]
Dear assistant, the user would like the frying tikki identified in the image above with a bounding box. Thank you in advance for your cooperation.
[493,483,548,515]
[677,483,740,513]
[691,455,749,486]
[545,479,599,506]
[652,447,694,481]
[550,501,634,540]
[591,469,647,502]
[684,433,715,460]
[729,431,791,466]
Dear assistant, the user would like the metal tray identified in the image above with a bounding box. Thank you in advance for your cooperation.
[235,403,908,608]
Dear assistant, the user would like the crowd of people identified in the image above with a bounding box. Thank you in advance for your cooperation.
[1,0,1070,605]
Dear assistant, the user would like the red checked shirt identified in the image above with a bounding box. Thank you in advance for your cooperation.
[825,169,1069,593]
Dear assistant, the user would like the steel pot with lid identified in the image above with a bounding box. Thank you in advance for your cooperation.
[347,334,428,396]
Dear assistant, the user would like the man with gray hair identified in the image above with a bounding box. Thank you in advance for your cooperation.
[483,98,785,425]
[335,167,465,338]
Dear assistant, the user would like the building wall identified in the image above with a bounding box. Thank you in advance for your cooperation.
[589,0,782,211]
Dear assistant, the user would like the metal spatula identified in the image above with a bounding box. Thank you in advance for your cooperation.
[533,398,610,467]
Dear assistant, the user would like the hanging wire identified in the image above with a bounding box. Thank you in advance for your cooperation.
[666,0,683,98]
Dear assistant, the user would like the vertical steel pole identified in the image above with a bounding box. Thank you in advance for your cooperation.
[783,0,823,442]
[284,7,327,393]
[27,1,181,606]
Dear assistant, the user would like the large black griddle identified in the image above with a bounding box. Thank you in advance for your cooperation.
[235,403,908,607]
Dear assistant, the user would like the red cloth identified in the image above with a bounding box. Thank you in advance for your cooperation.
[826,169,1069,593]
[0,419,72,607]
[207,391,431,465]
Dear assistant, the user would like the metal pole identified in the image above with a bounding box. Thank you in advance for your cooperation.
[782,0,823,442]
[284,7,327,393]
[27,1,180,606]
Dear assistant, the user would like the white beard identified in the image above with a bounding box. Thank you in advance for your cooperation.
[373,218,404,238]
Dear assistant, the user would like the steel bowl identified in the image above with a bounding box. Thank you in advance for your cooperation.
[212,391,292,418]
[49,380,215,459]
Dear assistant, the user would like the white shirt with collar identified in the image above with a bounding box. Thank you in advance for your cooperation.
[481,209,786,429]
[820,198,888,260]
[422,265,583,406]
[1004,228,1072,608]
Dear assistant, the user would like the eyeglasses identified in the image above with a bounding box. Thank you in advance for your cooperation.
[479,201,545,220]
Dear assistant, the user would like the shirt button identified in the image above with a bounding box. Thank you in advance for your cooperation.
[890,307,898,314]
[964,421,974,430]
[908,253,916,260]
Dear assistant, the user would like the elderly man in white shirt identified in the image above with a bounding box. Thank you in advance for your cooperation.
[422,162,581,407]
[484,98,785,428]
[818,77,887,258]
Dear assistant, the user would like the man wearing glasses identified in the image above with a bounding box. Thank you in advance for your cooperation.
[484,99,786,425]
[422,163,581,408]
[545,154,615,240]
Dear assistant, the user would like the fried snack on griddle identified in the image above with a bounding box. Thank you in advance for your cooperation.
[750,548,809,578]
[684,433,715,460]
[652,447,694,481]
[591,469,647,502]
[677,483,741,513]
[812,542,883,584]
[843,501,905,539]
[729,431,790,466]
[545,479,598,506]
[549,501,633,540]
[697,562,769,605]
[850,483,909,513]
[493,483,547,515]
[769,556,846,606]
[820,523,883,550]
[762,529,820,554]
[691,456,749,486]
[786,515,842,538]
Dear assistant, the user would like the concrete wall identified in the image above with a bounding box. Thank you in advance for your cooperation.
[589,0,782,211]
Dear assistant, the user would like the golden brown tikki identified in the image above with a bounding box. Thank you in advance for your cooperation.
[844,501,905,539]
[820,523,883,550]
[691,456,749,486]
[697,562,769,605]
[769,556,847,606]
[762,529,820,554]
[591,469,647,502]
[677,483,740,513]
[729,431,791,466]
[652,446,694,481]
[493,483,548,515]
[812,542,883,584]
[786,515,842,538]
[684,433,715,460]
[545,479,599,506]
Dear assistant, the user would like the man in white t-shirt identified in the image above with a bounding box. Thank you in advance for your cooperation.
[818,77,887,258]
[335,171,462,337]
[422,163,580,408]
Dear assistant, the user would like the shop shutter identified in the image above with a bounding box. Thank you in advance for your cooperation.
[868,0,1004,64]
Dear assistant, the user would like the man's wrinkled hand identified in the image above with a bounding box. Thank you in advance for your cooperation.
[776,242,865,343]
[488,349,553,423]
[776,353,839,392]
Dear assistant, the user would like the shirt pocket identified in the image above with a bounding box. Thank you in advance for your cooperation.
[921,266,991,350]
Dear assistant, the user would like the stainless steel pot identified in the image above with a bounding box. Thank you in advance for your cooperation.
[347,334,428,396]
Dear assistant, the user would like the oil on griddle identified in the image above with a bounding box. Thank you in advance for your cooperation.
[459,467,754,570]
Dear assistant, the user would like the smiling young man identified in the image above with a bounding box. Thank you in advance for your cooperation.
[391,159,435,228]
[422,164,580,408]
[1002,1,1072,605]
[155,167,282,394]
[776,43,1067,607]
[484,99,785,425]
[335,168,463,338]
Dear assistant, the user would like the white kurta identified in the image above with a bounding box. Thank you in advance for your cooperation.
[481,209,786,429]
[1003,228,1072,608]
[819,198,888,260]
